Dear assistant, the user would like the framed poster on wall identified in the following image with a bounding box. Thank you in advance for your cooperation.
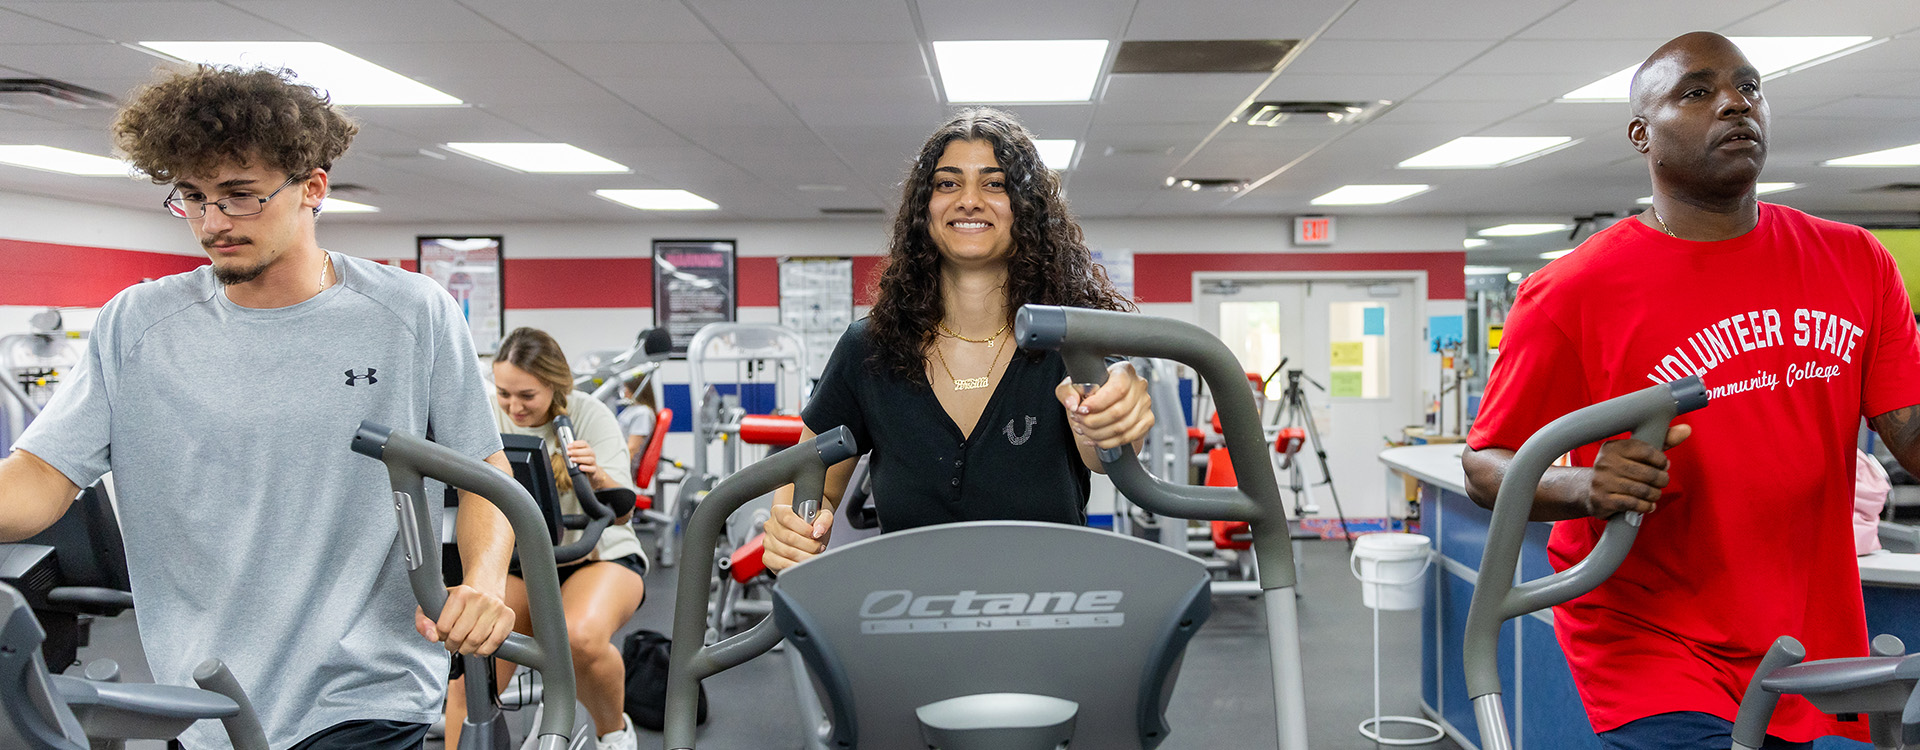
[653,239,737,357]
[779,257,853,378]
[417,236,505,355]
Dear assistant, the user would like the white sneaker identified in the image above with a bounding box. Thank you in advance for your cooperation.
[595,713,638,750]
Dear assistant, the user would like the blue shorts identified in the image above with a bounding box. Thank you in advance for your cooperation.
[1597,711,1871,750]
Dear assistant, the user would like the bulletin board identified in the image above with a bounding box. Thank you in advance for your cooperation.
[416,236,505,355]
[779,257,854,379]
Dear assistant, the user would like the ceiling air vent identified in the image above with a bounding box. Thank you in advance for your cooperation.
[1112,40,1298,74]
[1234,100,1392,127]
[329,182,375,195]
[820,208,884,216]
[0,79,117,109]
[1862,183,1920,193]
[1164,178,1247,193]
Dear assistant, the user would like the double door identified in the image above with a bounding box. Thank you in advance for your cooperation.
[1196,274,1420,521]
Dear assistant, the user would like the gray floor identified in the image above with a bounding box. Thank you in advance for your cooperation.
[78,537,1460,750]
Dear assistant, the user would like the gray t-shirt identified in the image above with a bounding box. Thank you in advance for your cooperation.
[16,252,501,749]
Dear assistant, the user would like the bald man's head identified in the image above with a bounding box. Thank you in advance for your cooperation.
[1630,32,1754,117]
[1627,31,1769,204]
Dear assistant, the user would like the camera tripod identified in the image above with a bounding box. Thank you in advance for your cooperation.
[1264,360,1355,547]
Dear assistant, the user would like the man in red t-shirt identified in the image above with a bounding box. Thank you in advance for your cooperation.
[1465,31,1920,750]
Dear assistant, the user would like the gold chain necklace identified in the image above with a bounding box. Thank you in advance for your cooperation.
[932,335,1003,391]
[319,252,335,292]
[937,320,1011,349]
[1649,207,1675,238]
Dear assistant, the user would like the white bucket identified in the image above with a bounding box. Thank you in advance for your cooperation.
[1349,532,1433,611]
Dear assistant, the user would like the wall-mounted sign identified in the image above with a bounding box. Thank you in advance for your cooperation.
[417,236,505,355]
[653,239,737,357]
[1294,216,1335,246]
[779,257,854,379]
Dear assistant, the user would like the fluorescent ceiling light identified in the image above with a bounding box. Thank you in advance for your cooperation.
[1398,136,1575,169]
[1479,223,1569,237]
[321,197,378,213]
[1463,238,1489,249]
[1822,142,1920,167]
[1310,184,1430,206]
[596,189,719,211]
[1507,272,1524,283]
[443,143,629,174]
[1561,36,1876,102]
[1637,182,1801,203]
[933,40,1109,102]
[1540,249,1576,260]
[0,145,130,175]
[1465,265,1511,275]
[1034,139,1077,170]
[138,41,461,106]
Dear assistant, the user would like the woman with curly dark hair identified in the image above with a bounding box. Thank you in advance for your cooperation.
[762,107,1154,570]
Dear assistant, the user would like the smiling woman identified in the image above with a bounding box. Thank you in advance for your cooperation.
[757,107,1157,574]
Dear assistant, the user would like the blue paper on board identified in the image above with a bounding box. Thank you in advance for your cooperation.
[1429,315,1464,351]
[1363,306,1387,336]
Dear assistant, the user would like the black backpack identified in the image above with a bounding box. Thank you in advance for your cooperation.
[622,628,708,731]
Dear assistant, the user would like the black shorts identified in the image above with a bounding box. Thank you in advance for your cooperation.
[507,553,648,585]
[290,719,429,750]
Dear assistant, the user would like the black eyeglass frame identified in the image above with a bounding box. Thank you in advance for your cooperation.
[163,173,310,219]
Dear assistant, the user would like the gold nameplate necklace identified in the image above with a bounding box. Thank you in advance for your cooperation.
[933,319,1010,391]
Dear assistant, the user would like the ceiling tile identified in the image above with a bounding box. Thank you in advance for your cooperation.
[6,2,296,40]
[229,0,514,43]
[1516,0,1773,40]
[457,0,715,43]
[1123,0,1353,41]
[1324,0,1563,40]
[732,43,928,81]
[687,0,920,44]
[915,0,1134,41]
[544,42,755,81]
[0,8,99,43]
[1720,0,1920,37]
[1284,40,1494,76]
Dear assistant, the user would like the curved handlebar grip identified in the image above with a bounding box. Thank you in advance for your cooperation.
[191,659,269,750]
[796,425,859,522]
[1730,637,1805,749]
[1462,377,1707,748]
[663,427,855,749]
[1014,305,1293,588]
[551,416,614,563]
[350,420,579,743]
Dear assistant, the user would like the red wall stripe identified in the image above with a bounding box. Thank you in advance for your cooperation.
[500,258,652,309]
[1133,252,1466,302]
[7,243,1467,310]
[853,256,885,307]
[0,239,208,307]
[738,257,778,307]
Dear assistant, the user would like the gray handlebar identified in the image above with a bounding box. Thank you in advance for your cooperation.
[1014,304,1295,588]
[1462,377,1707,750]
[349,421,580,746]
[664,426,855,750]
[550,415,613,563]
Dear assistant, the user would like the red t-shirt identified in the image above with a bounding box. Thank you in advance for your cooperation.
[1467,203,1920,741]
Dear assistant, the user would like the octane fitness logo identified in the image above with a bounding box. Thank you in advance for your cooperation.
[858,588,1125,634]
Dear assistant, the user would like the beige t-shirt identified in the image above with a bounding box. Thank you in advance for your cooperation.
[492,389,643,565]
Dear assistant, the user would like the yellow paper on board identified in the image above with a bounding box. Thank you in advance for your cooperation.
[1330,371,1362,397]
[1330,341,1364,367]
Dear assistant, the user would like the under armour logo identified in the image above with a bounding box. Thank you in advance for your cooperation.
[1004,415,1037,445]
[345,368,378,386]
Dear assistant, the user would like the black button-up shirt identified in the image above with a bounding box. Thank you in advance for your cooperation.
[803,320,1091,532]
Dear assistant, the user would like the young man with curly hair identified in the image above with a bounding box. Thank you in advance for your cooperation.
[0,65,516,750]
[760,108,1155,570]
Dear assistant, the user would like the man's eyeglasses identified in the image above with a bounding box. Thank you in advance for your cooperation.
[163,174,306,219]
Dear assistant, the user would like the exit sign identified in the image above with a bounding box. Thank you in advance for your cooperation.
[1294,216,1335,246]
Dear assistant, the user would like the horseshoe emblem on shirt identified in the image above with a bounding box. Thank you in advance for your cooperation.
[1005,415,1037,445]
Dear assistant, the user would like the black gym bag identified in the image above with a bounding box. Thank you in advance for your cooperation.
[622,629,707,731]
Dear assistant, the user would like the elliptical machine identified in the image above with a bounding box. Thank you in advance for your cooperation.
[659,305,1314,750]
[1464,376,1920,749]
[350,422,589,750]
